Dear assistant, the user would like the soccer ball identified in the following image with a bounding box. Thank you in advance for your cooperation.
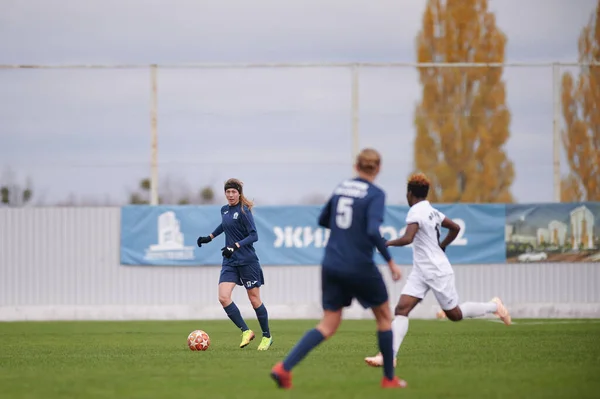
[187,329,211,351]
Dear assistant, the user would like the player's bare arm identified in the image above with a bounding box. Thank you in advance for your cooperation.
[385,223,419,247]
[439,217,460,251]
[386,259,402,281]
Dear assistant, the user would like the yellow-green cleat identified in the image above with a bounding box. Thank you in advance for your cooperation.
[257,336,273,351]
[240,330,255,348]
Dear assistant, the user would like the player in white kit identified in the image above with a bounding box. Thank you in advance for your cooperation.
[364,173,511,368]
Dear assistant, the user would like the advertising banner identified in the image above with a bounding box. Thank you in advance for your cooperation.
[505,202,600,263]
[120,203,507,266]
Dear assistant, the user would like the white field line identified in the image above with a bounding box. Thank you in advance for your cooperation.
[485,319,600,325]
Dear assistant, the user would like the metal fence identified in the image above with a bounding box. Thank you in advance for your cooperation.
[1,207,599,321]
[0,62,598,207]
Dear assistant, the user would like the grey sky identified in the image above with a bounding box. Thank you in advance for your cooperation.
[0,0,597,205]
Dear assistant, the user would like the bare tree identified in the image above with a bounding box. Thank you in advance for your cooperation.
[127,175,216,205]
[0,167,34,207]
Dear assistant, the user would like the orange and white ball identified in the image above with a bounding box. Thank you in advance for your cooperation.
[187,330,210,351]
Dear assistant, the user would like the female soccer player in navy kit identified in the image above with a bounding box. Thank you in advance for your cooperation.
[270,148,407,390]
[196,178,273,351]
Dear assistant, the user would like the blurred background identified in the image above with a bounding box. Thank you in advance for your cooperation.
[1,0,599,208]
[1,0,599,323]
[1,3,599,398]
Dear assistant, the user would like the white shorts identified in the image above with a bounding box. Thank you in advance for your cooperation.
[401,271,459,310]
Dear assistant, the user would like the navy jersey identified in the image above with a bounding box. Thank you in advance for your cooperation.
[211,203,259,266]
[318,177,392,273]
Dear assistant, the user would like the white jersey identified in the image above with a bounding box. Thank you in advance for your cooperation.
[405,200,454,279]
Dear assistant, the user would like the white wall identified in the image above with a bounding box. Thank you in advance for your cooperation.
[1,208,599,321]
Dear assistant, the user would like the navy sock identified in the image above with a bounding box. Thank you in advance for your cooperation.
[223,302,249,332]
[254,304,271,338]
[282,328,325,371]
[378,330,395,380]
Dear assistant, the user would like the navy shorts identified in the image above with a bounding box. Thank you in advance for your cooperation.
[219,263,264,289]
[321,267,389,311]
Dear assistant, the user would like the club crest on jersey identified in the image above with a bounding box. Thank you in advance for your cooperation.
[233,212,239,219]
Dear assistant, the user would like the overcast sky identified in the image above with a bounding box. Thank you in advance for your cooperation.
[0,0,597,205]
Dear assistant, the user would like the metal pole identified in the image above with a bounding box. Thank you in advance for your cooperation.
[552,63,561,202]
[351,64,360,167]
[150,64,159,205]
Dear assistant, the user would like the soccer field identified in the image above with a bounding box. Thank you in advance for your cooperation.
[1,319,599,399]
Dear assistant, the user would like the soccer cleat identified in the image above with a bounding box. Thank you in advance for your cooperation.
[257,336,273,351]
[491,297,512,325]
[240,329,255,348]
[364,352,397,368]
[436,309,447,319]
[270,361,292,389]
[381,376,408,388]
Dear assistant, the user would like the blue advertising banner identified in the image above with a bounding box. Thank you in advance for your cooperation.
[383,204,507,265]
[120,205,223,266]
[120,203,507,266]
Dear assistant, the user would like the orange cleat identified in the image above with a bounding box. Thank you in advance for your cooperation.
[381,376,408,388]
[270,361,292,389]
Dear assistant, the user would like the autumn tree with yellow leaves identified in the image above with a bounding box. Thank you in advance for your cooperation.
[413,0,514,203]
[560,1,600,202]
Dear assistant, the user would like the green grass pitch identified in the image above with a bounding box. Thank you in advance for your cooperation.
[1,319,599,399]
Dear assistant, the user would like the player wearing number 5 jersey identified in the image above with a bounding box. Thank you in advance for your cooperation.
[364,173,511,368]
[271,148,406,390]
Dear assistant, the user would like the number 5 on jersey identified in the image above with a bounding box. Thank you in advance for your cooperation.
[336,197,353,229]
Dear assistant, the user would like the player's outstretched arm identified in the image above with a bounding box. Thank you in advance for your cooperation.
[211,224,224,239]
[366,194,401,281]
[439,217,460,251]
[317,198,333,228]
[197,224,224,247]
[386,223,418,247]
[366,193,393,261]
[386,258,402,281]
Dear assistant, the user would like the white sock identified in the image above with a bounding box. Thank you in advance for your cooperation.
[459,301,498,318]
[391,315,409,358]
